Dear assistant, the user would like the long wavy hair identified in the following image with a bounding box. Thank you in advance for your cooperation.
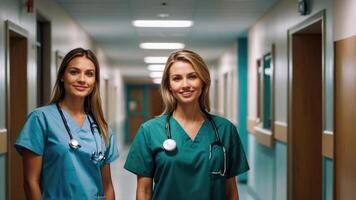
[49,48,109,145]
[160,49,211,115]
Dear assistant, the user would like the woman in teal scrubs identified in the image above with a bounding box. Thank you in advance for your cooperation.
[124,50,249,200]
[15,48,119,199]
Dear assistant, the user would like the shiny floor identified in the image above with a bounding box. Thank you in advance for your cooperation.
[111,146,254,200]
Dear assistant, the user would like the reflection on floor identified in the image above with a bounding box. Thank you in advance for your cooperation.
[111,146,254,200]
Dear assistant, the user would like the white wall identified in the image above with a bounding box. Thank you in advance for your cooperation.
[211,42,238,123]
[248,0,334,130]
[334,0,356,41]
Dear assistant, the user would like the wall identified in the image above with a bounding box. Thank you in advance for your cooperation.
[247,0,333,199]
[332,1,356,199]
[0,0,125,198]
[212,42,238,123]
[334,0,356,41]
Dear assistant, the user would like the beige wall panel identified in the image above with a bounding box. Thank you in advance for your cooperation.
[334,0,356,41]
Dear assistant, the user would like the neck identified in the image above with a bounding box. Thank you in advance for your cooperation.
[173,102,204,121]
[60,95,86,115]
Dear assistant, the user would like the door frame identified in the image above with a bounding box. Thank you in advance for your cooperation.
[287,10,326,200]
[5,20,29,200]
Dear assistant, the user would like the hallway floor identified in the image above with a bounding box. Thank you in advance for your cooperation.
[111,146,254,200]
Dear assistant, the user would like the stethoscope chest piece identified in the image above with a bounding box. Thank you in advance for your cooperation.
[69,138,80,149]
[163,139,176,151]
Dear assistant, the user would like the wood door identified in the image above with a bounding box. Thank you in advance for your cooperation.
[149,88,163,117]
[289,20,323,200]
[334,35,356,200]
[7,25,28,200]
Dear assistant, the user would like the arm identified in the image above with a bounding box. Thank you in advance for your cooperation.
[101,164,115,200]
[226,176,239,200]
[136,176,153,200]
[22,149,43,200]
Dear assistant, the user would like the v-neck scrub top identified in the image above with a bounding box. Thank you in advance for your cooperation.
[124,114,249,200]
[15,104,119,199]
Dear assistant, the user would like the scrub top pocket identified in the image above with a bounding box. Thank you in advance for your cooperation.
[209,144,226,177]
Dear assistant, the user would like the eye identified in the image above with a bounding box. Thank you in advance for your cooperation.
[85,71,95,77]
[69,69,79,75]
[188,74,198,80]
[171,76,182,82]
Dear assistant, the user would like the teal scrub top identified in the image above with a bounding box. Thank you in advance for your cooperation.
[15,104,119,199]
[124,114,249,200]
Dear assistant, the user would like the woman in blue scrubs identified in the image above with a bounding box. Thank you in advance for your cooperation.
[15,48,119,199]
[124,50,249,200]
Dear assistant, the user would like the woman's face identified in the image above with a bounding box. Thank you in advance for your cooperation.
[169,61,203,106]
[62,56,96,100]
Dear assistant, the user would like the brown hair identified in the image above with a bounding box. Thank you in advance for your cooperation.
[49,48,109,145]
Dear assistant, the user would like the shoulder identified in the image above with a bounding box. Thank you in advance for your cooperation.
[27,104,57,119]
[209,114,235,128]
[141,114,166,130]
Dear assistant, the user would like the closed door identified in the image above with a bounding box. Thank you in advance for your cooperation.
[288,19,323,200]
[334,35,356,200]
[6,22,28,200]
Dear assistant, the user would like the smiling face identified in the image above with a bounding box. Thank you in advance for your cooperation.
[169,61,204,106]
[62,56,96,100]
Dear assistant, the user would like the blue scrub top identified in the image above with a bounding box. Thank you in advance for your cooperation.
[15,104,119,199]
[124,114,249,200]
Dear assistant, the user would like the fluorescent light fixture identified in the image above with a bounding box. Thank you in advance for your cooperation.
[149,71,163,78]
[152,78,162,84]
[140,43,185,50]
[144,57,168,64]
[132,20,193,28]
[148,64,165,71]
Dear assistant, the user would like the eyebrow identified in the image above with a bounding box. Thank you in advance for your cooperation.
[67,66,95,71]
[170,72,197,76]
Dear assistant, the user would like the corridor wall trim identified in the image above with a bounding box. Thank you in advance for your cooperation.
[322,131,333,158]
[274,121,287,143]
[0,129,7,154]
[247,118,256,134]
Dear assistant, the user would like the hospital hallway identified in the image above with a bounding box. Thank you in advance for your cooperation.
[1,0,356,200]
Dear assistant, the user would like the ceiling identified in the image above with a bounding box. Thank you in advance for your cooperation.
[54,0,278,83]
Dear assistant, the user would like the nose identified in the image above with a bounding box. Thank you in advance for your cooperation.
[182,78,190,89]
[77,72,85,83]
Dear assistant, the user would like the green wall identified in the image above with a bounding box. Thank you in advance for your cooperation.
[237,38,248,182]
[247,135,287,200]
[324,158,333,200]
[0,155,6,199]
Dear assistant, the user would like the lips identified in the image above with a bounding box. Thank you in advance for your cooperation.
[73,85,88,92]
[181,91,193,97]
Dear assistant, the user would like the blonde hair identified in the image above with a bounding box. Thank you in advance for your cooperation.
[160,49,211,115]
[49,48,109,145]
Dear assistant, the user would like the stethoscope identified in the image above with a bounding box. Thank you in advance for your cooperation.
[56,103,105,162]
[164,113,227,176]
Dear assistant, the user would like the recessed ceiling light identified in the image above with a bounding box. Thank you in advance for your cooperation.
[144,57,168,64]
[148,64,165,71]
[157,13,170,18]
[150,71,163,78]
[152,78,162,84]
[140,43,185,50]
[132,20,193,28]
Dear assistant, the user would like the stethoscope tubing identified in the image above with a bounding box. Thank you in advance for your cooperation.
[165,111,226,176]
[165,112,221,143]
[56,103,105,162]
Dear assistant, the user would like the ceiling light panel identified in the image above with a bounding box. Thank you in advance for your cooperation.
[149,71,163,78]
[144,57,168,64]
[140,42,185,49]
[152,78,162,84]
[147,64,165,71]
[132,20,193,28]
